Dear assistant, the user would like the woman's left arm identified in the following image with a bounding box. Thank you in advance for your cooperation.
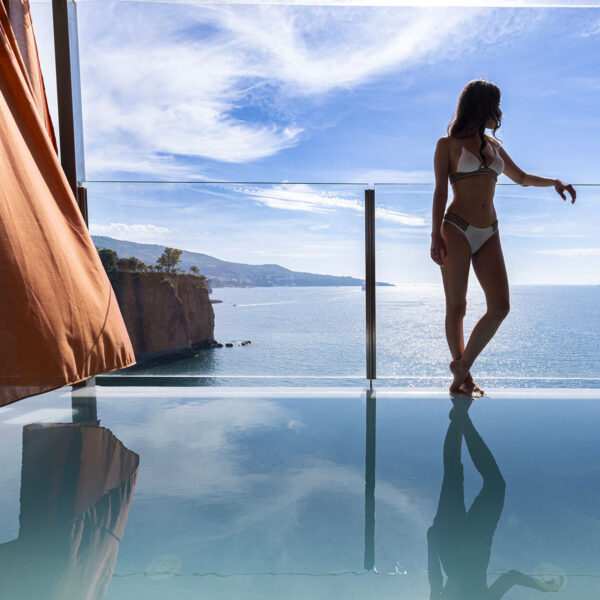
[497,146,576,204]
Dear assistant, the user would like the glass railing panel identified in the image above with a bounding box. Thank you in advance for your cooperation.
[86,182,366,380]
[373,183,600,388]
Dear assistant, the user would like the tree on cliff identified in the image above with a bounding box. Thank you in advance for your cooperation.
[188,266,207,284]
[118,257,148,272]
[157,247,183,272]
[98,248,119,272]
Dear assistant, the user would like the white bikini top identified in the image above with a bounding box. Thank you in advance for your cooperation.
[449,142,504,184]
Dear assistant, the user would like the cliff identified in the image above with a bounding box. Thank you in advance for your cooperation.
[107,271,216,364]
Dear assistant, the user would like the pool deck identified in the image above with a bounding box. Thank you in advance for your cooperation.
[1,385,599,599]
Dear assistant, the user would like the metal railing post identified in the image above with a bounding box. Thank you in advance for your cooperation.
[53,1,93,389]
[363,388,376,570]
[52,0,77,196]
[365,189,376,384]
[76,185,88,228]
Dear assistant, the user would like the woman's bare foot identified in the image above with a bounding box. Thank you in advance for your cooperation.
[449,393,473,419]
[459,372,486,398]
[449,359,469,393]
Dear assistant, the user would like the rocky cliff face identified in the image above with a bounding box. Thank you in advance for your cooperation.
[107,272,215,364]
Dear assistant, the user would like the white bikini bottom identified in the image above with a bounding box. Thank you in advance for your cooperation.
[443,211,498,254]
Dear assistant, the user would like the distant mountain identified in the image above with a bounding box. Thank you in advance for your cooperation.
[92,236,393,288]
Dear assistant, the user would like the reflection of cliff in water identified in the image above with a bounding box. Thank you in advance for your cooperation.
[0,419,139,600]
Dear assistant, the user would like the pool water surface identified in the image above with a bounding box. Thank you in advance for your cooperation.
[0,386,598,599]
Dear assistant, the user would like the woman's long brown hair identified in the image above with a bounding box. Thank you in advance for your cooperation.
[447,80,502,163]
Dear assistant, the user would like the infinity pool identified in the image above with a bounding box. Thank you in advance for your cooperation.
[0,386,598,599]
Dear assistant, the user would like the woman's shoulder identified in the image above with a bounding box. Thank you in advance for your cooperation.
[436,135,461,151]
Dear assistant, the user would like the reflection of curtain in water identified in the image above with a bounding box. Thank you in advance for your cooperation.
[0,0,135,407]
[0,422,139,600]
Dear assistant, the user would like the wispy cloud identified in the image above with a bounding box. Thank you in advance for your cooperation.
[579,18,600,37]
[90,222,175,243]
[85,153,213,181]
[236,183,425,224]
[74,4,539,178]
[375,205,425,225]
[198,6,483,95]
[536,248,600,256]
[94,0,593,5]
[351,169,434,184]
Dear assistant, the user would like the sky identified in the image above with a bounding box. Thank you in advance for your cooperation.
[29,1,600,284]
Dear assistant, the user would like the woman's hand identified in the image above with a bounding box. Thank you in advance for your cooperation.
[430,232,447,266]
[554,179,576,203]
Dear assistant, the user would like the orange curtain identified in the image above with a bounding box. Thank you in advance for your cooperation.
[4,0,57,152]
[0,0,135,406]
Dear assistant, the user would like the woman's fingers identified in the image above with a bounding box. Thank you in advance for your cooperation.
[556,181,576,204]
[431,247,444,266]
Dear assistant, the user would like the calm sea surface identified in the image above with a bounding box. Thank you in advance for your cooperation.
[122,285,600,387]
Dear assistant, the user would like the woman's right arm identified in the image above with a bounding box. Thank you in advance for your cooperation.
[431,137,450,265]
[498,145,576,203]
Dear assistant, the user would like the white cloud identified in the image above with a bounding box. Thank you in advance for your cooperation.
[90,222,174,243]
[237,183,425,224]
[90,1,596,11]
[197,6,483,95]
[536,248,600,256]
[579,18,600,37]
[375,205,425,225]
[352,169,434,185]
[85,152,213,181]
[70,4,541,178]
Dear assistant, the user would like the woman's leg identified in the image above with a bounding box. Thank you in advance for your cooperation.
[450,232,509,382]
[433,416,466,522]
[450,402,505,551]
[440,221,471,392]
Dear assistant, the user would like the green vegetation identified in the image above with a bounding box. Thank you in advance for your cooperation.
[95,245,206,281]
[119,256,147,272]
[157,247,182,272]
[98,248,119,272]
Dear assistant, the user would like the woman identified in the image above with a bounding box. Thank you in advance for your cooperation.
[431,80,576,396]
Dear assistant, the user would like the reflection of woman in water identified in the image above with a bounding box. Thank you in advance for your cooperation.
[430,80,576,396]
[427,398,562,599]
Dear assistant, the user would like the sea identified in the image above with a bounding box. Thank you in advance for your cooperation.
[117,284,600,388]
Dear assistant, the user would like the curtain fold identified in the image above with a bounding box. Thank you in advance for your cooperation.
[0,0,136,406]
[4,0,57,152]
